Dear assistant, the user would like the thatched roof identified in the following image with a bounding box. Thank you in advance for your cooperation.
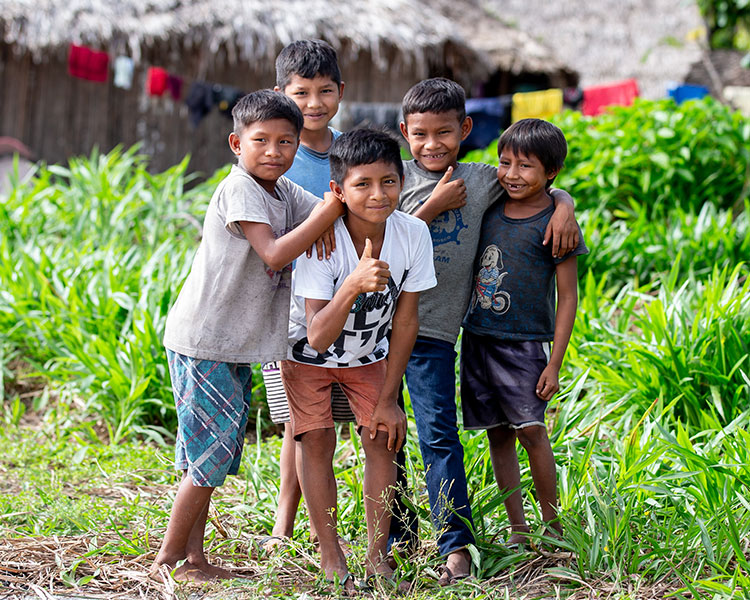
[685,49,750,94]
[482,0,705,99]
[0,0,575,84]
[433,0,577,80]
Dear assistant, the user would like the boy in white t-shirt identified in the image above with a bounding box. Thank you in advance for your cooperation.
[152,90,343,582]
[281,128,436,592]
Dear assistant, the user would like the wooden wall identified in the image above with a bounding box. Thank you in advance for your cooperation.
[0,40,465,175]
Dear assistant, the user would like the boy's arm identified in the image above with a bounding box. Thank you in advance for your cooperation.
[411,166,467,224]
[368,291,419,453]
[536,256,578,401]
[240,195,344,272]
[546,189,579,259]
[305,238,390,352]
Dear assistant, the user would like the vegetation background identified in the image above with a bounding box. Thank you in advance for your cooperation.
[1,95,749,599]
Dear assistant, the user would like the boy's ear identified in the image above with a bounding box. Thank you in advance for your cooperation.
[273,85,281,93]
[228,132,241,156]
[547,167,561,181]
[330,180,345,203]
[338,81,345,100]
[399,121,409,140]
[460,116,473,141]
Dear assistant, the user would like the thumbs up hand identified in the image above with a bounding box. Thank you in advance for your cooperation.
[350,238,390,293]
[430,165,467,212]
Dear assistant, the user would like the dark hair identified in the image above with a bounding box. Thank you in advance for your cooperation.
[231,89,304,135]
[329,128,404,185]
[275,39,342,90]
[498,118,567,186]
[402,77,466,123]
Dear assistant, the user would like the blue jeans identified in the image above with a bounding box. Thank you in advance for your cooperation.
[405,336,475,555]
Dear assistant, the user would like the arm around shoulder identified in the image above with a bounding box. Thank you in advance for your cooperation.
[545,188,579,259]
[239,194,343,272]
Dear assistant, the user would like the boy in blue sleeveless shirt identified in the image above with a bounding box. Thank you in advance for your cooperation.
[461,119,588,547]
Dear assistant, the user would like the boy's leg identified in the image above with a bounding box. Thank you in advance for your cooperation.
[262,363,301,543]
[516,425,562,535]
[271,422,302,539]
[486,426,529,544]
[404,337,474,578]
[281,361,353,590]
[158,351,254,580]
[152,476,216,582]
[299,427,352,583]
[361,428,398,575]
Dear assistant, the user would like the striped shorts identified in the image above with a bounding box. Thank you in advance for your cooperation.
[262,361,355,424]
[168,349,253,487]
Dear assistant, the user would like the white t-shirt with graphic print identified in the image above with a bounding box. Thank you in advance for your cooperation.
[287,210,437,368]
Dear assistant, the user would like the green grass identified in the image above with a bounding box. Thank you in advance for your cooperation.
[2,99,750,597]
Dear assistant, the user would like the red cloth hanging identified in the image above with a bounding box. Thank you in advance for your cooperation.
[68,44,109,82]
[582,79,639,116]
[147,67,169,96]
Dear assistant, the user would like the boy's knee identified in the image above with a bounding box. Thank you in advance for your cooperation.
[300,428,336,456]
[516,425,547,449]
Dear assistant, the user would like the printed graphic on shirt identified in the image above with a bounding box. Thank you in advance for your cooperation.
[291,272,406,367]
[470,245,510,315]
[430,208,468,247]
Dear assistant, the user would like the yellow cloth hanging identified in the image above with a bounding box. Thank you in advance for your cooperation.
[511,89,563,122]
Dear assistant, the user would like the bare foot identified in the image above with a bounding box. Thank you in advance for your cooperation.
[437,549,472,586]
[191,558,234,579]
[366,562,411,594]
[508,525,531,548]
[149,558,233,583]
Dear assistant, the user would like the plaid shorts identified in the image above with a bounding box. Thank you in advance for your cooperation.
[167,349,254,487]
[261,361,355,424]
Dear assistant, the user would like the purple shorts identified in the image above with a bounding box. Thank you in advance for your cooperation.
[459,331,551,430]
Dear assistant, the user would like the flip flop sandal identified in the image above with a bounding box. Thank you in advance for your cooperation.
[258,535,288,552]
[325,571,357,596]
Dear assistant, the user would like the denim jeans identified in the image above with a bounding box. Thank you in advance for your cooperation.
[405,336,475,555]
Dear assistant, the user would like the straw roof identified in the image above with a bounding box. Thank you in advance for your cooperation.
[0,0,574,83]
[685,49,750,93]
[482,0,705,99]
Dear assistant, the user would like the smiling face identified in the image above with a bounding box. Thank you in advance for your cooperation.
[228,118,299,194]
[281,74,344,134]
[399,110,472,173]
[497,148,558,205]
[333,160,402,229]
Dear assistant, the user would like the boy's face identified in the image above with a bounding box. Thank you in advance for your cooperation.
[278,74,344,134]
[332,160,402,227]
[399,110,472,173]
[228,119,299,194]
[496,148,558,202]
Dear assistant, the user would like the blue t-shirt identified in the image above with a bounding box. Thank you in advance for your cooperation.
[285,128,342,198]
[462,200,588,341]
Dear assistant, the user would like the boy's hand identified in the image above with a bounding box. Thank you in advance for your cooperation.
[369,400,407,453]
[544,193,578,258]
[349,238,390,293]
[536,364,560,401]
[429,166,467,212]
[306,223,336,260]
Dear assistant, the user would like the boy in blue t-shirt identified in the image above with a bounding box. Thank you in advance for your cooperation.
[461,118,588,547]
[259,39,352,552]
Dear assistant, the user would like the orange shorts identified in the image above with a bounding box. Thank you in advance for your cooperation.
[280,359,388,439]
